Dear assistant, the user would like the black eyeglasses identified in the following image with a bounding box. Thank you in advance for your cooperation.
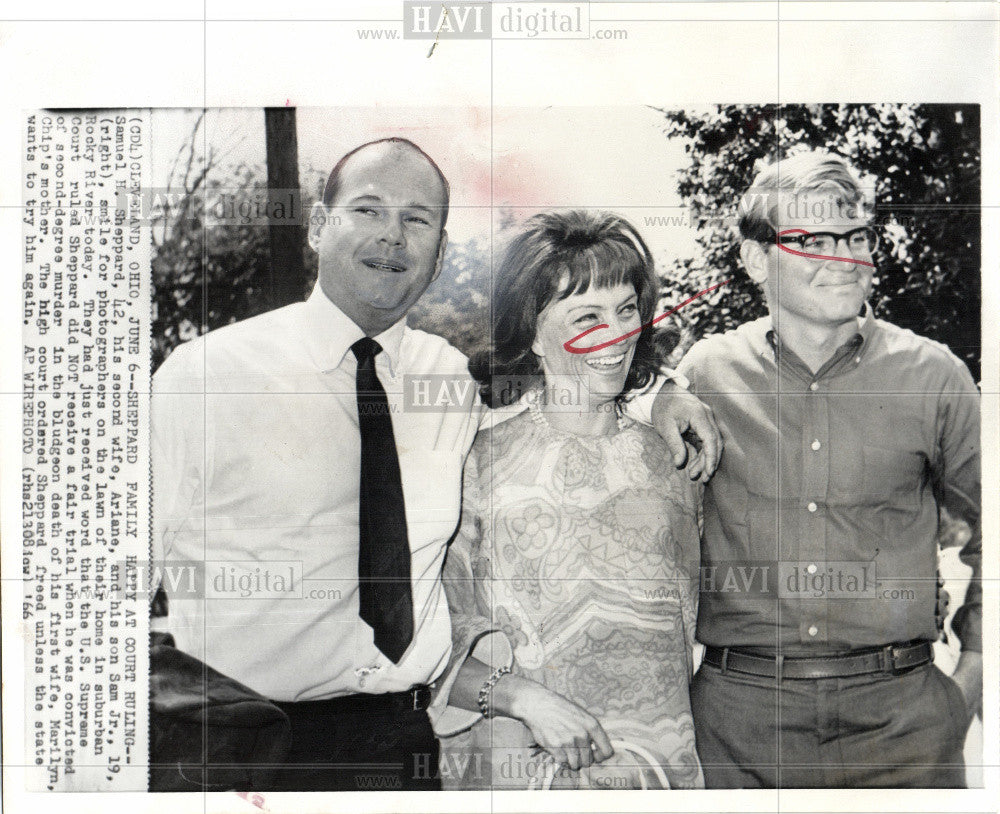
[769,226,879,257]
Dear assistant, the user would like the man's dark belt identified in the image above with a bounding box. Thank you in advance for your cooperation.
[274,685,432,716]
[702,640,933,680]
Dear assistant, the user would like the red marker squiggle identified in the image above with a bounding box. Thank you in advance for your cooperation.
[563,279,732,354]
[776,228,876,268]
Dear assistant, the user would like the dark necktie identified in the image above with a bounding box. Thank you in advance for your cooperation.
[351,337,413,664]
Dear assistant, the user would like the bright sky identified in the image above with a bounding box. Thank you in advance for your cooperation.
[150,106,702,266]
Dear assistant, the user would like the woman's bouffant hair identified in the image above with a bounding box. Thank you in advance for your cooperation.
[470,209,670,408]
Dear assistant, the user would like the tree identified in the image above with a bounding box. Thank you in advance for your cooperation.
[151,110,326,370]
[406,235,490,358]
[655,104,981,380]
[151,156,276,371]
[264,107,308,308]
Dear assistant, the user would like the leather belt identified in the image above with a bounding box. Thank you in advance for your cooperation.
[702,641,933,680]
[274,685,432,716]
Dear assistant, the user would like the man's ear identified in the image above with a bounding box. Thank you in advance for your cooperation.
[431,230,448,283]
[740,239,769,285]
[307,202,331,251]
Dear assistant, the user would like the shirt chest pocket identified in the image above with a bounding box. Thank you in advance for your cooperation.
[861,441,928,501]
[398,449,463,547]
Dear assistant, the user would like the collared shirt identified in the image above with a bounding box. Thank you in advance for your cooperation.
[152,285,482,701]
[677,309,981,654]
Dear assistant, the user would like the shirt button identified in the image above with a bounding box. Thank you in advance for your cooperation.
[854,356,861,363]
[808,625,819,637]
[807,501,818,513]
[809,382,819,391]
[811,439,821,451]
[807,563,818,574]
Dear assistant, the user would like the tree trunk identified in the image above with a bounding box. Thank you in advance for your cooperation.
[264,107,306,308]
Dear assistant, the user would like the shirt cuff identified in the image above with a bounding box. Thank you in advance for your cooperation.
[477,397,526,430]
[428,630,515,737]
[623,366,689,426]
[660,365,690,392]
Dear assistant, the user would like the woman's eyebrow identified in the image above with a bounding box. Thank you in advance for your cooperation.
[565,296,637,313]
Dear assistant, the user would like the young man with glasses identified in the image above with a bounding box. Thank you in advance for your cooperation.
[678,151,981,787]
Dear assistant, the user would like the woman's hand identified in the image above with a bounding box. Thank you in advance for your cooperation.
[508,680,614,770]
[447,656,613,770]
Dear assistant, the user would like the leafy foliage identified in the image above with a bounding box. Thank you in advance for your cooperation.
[152,162,324,370]
[406,236,490,358]
[655,104,981,379]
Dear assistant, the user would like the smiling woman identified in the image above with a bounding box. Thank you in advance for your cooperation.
[469,210,666,416]
[436,210,703,790]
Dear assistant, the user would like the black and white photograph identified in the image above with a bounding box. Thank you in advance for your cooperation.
[3,3,998,813]
[142,102,985,792]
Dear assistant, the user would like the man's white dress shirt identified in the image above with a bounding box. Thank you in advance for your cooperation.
[152,285,481,702]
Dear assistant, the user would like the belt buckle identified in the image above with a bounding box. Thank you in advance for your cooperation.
[890,642,928,675]
[412,685,429,711]
[878,645,894,673]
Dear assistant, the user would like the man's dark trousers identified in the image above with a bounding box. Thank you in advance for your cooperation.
[691,660,968,787]
[267,697,441,791]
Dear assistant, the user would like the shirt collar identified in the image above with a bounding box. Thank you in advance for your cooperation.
[762,303,875,360]
[301,284,406,374]
[855,302,877,355]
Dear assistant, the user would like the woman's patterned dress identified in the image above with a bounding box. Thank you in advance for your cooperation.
[440,407,704,790]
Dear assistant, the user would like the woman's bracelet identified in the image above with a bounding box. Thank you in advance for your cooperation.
[477,665,512,718]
